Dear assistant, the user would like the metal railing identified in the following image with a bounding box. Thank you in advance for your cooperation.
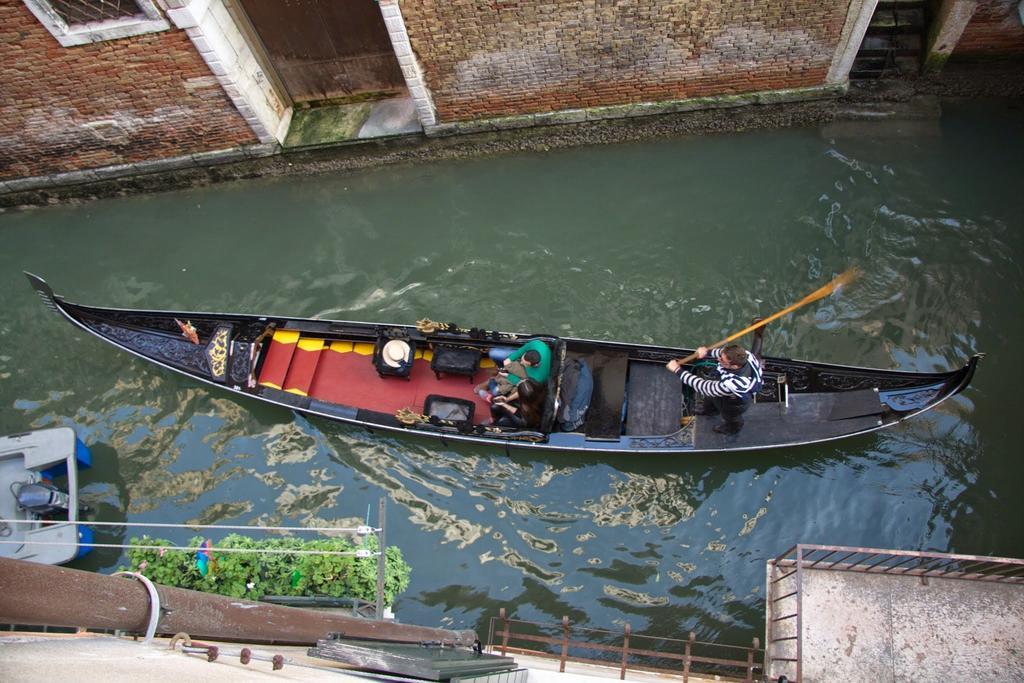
[486,608,763,682]
[0,497,392,621]
[766,544,1024,682]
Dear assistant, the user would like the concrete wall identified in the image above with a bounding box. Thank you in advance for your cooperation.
[953,0,1024,56]
[399,0,854,123]
[0,0,257,182]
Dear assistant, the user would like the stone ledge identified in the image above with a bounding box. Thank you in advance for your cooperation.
[0,144,278,196]
[427,84,844,137]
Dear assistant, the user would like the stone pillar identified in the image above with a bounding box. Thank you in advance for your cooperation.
[163,0,290,144]
[827,0,881,84]
[923,0,979,73]
[377,0,437,129]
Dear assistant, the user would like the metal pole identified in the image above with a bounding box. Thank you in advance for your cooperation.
[0,557,476,646]
[559,615,569,673]
[376,496,387,621]
[499,607,510,656]
[683,631,694,682]
[796,546,804,683]
[619,622,630,680]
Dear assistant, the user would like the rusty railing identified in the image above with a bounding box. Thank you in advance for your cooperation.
[766,544,1024,682]
[486,608,763,682]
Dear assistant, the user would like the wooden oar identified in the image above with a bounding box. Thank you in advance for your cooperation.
[673,267,862,366]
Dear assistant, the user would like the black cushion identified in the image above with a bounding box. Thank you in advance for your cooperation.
[373,336,415,378]
[423,395,475,423]
[430,345,480,377]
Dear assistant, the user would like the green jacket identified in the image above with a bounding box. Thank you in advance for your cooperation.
[506,339,552,385]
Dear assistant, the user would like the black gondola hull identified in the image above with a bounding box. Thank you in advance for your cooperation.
[26,273,981,454]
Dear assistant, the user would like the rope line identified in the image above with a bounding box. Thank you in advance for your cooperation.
[0,519,378,533]
[0,539,378,556]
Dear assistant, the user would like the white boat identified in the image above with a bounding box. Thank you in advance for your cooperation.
[0,427,93,564]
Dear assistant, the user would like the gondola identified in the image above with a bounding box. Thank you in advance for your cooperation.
[25,273,981,454]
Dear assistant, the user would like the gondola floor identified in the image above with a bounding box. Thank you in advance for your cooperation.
[692,393,885,450]
[307,348,494,423]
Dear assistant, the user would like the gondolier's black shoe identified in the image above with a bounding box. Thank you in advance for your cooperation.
[713,422,741,435]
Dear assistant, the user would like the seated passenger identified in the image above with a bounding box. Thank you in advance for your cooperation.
[475,359,529,402]
[502,339,552,385]
[490,379,546,429]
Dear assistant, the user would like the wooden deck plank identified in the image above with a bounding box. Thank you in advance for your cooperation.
[580,350,629,441]
[626,361,683,436]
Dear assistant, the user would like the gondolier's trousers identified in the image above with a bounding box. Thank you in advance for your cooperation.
[705,394,752,431]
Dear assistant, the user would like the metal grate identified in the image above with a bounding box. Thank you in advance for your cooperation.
[766,544,1024,682]
[49,0,144,25]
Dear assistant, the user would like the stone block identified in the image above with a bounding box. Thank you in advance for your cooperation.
[534,109,588,126]
[48,169,99,187]
[2,176,53,192]
[190,148,248,166]
[629,101,675,117]
[393,40,412,58]
[241,143,279,159]
[91,163,137,180]
[489,114,536,130]
[141,155,199,173]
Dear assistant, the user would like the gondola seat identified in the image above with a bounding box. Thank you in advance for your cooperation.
[423,394,475,424]
[372,335,415,380]
[430,345,480,382]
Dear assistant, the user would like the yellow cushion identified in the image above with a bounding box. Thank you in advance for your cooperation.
[353,342,375,356]
[298,338,324,352]
[272,329,300,345]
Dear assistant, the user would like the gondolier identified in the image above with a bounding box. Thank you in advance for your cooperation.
[667,344,763,435]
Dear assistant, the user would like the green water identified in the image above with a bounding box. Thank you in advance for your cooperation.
[1,99,1022,646]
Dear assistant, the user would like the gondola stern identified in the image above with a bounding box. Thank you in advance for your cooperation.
[936,352,983,403]
[954,352,984,395]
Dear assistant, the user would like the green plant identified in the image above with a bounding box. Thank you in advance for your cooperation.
[121,533,411,604]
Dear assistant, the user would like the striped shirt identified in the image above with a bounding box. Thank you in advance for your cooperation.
[675,348,763,400]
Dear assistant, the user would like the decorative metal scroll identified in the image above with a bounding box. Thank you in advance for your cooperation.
[394,408,544,443]
[229,342,253,386]
[92,321,210,375]
[631,421,695,449]
[755,382,779,402]
[205,326,231,382]
[882,386,942,411]
[633,349,681,364]
[415,318,518,342]
[816,371,926,392]
[83,310,265,342]
[763,363,812,391]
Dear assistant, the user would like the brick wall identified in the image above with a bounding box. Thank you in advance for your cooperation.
[954,0,1024,57]
[399,0,852,122]
[0,0,257,181]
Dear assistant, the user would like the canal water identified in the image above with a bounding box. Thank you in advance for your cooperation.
[1,99,1021,647]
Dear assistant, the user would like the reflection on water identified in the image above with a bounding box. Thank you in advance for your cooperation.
[1,99,1022,646]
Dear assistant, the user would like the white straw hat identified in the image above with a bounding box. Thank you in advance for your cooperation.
[382,339,411,368]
